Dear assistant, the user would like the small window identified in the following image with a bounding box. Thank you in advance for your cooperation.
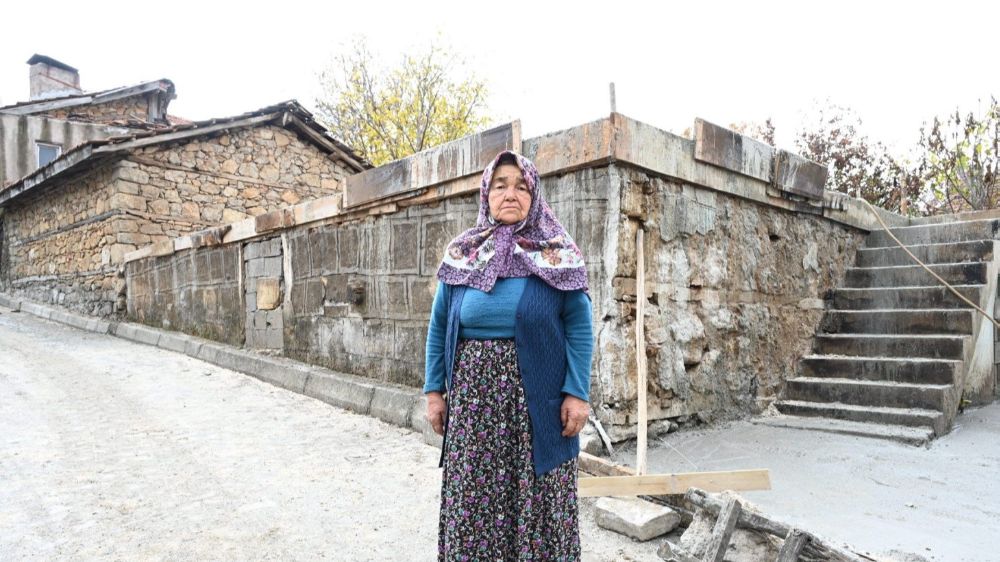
[36,142,62,167]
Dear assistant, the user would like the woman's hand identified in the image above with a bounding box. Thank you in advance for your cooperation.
[560,395,590,437]
[426,392,447,435]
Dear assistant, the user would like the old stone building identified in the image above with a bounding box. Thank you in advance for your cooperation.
[0,55,366,316]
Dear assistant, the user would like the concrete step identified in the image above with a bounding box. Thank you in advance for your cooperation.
[831,285,983,309]
[785,377,950,411]
[820,309,974,335]
[755,414,934,446]
[865,219,1000,248]
[843,262,987,288]
[774,400,945,434]
[814,334,967,360]
[801,355,960,385]
[855,240,994,267]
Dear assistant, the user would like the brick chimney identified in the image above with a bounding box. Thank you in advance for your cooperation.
[27,54,82,101]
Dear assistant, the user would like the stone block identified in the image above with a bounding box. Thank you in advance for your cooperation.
[256,277,282,310]
[303,369,375,415]
[391,221,420,272]
[262,256,283,278]
[370,384,421,428]
[420,218,460,275]
[338,227,360,271]
[594,497,680,541]
[409,277,435,316]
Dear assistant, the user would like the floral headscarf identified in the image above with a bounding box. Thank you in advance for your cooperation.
[436,150,588,293]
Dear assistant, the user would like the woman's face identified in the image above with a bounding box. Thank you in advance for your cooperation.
[487,163,532,225]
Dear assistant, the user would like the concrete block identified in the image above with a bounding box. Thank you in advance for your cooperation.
[20,301,53,319]
[594,497,680,541]
[370,384,419,428]
[303,369,375,415]
[158,332,195,354]
[183,338,204,357]
[195,343,227,364]
[0,293,21,311]
[115,323,162,346]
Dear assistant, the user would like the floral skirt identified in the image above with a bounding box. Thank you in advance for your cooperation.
[438,338,580,562]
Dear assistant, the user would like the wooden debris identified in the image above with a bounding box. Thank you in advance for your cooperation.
[776,529,808,562]
[703,497,742,562]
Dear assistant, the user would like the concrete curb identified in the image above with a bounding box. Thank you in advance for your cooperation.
[0,292,433,443]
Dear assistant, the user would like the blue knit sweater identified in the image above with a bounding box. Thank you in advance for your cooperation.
[424,276,594,475]
[424,277,593,401]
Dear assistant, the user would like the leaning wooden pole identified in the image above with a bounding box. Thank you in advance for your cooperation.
[635,227,648,475]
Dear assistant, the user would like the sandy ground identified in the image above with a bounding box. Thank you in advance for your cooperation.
[611,407,1000,562]
[0,308,659,561]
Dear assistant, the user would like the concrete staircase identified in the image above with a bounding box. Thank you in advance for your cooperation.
[767,219,999,445]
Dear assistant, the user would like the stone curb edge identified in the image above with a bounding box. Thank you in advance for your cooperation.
[0,292,443,448]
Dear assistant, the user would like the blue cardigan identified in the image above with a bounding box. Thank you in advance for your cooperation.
[424,276,594,476]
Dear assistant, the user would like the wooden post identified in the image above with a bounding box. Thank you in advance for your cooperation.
[703,498,742,562]
[635,227,647,475]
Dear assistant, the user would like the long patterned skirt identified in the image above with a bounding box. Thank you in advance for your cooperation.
[438,338,580,561]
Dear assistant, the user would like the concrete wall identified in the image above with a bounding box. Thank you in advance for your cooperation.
[0,113,124,187]
[126,244,243,346]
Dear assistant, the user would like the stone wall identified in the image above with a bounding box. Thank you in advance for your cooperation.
[0,166,124,315]
[128,125,350,224]
[2,123,352,317]
[42,96,155,125]
[593,167,864,437]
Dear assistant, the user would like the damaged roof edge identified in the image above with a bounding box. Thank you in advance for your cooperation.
[0,79,176,115]
[0,100,368,208]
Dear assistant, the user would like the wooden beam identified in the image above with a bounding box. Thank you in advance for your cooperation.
[635,226,648,475]
[92,113,281,153]
[776,529,808,562]
[703,498,742,562]
[577,469,770,498]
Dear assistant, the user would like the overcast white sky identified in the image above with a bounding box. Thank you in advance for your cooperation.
[1,0,996,155]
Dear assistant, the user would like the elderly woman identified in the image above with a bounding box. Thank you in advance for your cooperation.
[424,150,593,560]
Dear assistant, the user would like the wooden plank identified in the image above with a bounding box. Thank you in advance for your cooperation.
[343,121,520,208]
[92,113,280,153]
[635,227,648,475]
[577,451,635,477]
[577,469,771,497]
[776,529,808,562]
[703,498,742,562]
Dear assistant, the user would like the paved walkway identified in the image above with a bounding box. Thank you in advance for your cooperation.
[0,308,657,561]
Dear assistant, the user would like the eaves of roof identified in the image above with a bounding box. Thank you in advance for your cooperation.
[0,100,368,208]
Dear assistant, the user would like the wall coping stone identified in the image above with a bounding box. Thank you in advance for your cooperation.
[123,113,909,265]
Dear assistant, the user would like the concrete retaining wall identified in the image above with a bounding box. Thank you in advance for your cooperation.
[121,115,873,439]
